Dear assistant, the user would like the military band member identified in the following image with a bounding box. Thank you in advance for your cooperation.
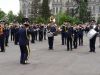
[78,25,84,46]
[47,22,56,50]
[5,25,10,46]
[39,25,43,41]
[0,23,5,52]
[14,25,19,45]
[89,20,98,53]
[10,25,15,41]
[44,25,47,40]
[98,24,100,48]
[30,25,35,43]
[73,26,78,49]
[66,24,73,51]
[61,24,66,45]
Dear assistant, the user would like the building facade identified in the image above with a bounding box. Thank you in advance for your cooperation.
[19,0,33,18]
[65,0,100,21]
[19,0,100,21]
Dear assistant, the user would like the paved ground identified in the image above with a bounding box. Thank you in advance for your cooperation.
[0,35,100,75]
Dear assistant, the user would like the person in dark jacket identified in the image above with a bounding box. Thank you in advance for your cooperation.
[0,24,5,52]
[89,21,98,53]
[39,25,43,41]
[73,26,78,49]
[14,25,19,45]
[18,23,30,64]
[61,24,66,45]
[66,24,73,51]
[10,25,15,41]
[78,26,84,46]
[47,22,56,50]
[5,26,10,46]
[30,26,35,43]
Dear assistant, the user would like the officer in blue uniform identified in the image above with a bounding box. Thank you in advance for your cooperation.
[18,23,30,64]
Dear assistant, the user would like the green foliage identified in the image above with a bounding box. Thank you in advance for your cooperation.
[7,11,16,23]
[33,16,49,24]
[56,13,82,25]
[0,9,6,20]
[97,17,100,24]
[31,0,41,18]
[41,0,51,21]
[78,0,90,23]
[17,11,24,23]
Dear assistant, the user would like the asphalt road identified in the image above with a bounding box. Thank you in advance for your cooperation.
[0,35,100,75]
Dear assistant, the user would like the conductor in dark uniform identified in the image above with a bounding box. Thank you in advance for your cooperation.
[18,23,30,64]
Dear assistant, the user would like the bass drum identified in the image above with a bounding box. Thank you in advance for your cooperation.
[87,29,97,39]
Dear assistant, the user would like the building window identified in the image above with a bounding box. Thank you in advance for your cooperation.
[56,7,58,14]
[99,6,100,13]
[93,6,95,13]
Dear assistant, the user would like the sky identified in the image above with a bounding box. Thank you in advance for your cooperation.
[0,0,20,15]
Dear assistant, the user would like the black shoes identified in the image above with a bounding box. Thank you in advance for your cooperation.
[20,61,30,65]
[89,51,96,53]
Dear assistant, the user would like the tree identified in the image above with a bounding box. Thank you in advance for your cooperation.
[31,0,41,19]
[0,9,6,20]
[41,0,51,21]
[56,12,81,25]
[17,11,24,23]
[7,11,16,23]
[74,0,90,23]
[78,0,90,23]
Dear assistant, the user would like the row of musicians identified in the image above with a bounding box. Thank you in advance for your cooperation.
[0,25,47,52]
[61,25,84,51]
[10,25,47,43]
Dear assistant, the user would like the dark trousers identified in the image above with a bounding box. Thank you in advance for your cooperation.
[5,36,9,46]
[61,34,66,45]
[89,35,97,52]
[14,35,19,45]
[0,38,5,52]
[19,45,30,64]
[39,33,43,41]
[48,37,54,49]
[11,33,14,41]
[73,37,77,49]
[31,33,35,43]
[79,36,83,46]
[35,31,38,40]
[67,37,72,50]
[44,32,46,40]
